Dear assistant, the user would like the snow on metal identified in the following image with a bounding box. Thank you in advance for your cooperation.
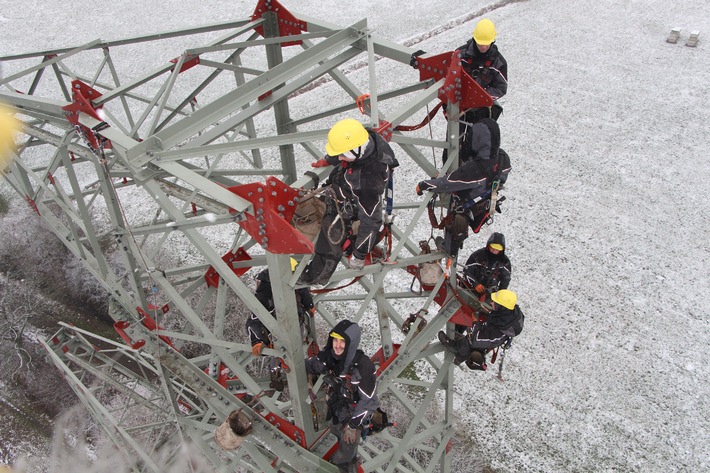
[1,0,494,471]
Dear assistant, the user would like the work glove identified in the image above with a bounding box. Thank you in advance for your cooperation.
[474,284,485,295]
[342,424,360,444]
[409,50,426,69]
[311,159,330,168]
[251,342,264,357]
[309,307,316,317]
[349,256,365,270]
[416,181,433,196]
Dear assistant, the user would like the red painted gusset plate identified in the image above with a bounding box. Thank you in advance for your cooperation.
[137,307,178,350]
[169,54,200,73]
[263,411,307,448]
[371,344,401,376]
[228,178,314,254]
[415,51,456,83]
[251,0,308,47]
[416,51,493,110]
[205,247,253,288]
[448,304,476,327]
[62,80,113,151]
[441,52,493,110]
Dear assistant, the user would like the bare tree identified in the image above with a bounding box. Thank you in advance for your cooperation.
[0,276,42,378]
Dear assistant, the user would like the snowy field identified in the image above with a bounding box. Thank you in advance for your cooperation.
[2,0,709,472]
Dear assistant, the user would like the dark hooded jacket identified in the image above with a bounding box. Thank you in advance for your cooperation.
[462,232,511,291]
[245,269,314,346]
[485,304,524,338]
[322,130,398,259]
[457,40,508,100]
[417,118,510,200]
[305,320,378,428]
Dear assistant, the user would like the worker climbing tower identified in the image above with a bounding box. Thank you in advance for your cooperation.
[0,1,499,471]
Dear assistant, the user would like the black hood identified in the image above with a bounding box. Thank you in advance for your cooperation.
[350,130,398,170]
[325,319,362,375]
[256,268,271,284]
[487,232,506,252]
[255,268,309,306]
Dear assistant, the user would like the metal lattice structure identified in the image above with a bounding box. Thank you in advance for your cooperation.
[1,1,495,471]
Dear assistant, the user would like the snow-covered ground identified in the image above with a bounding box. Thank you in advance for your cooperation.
[2,0,709,471]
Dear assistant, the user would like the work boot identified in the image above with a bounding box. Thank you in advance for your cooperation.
[465,351,487,371]
[348,255,365,270]
[437,331,458,354]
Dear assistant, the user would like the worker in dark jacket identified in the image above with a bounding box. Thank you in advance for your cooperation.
[458,18,508,100]
[246,269,315,390]
[457,18,508,122]
[246,269,315,356]
[462,232,512,295]
[416,117,509,199]
[299,119,398,285]
[443,17,509,171]
[438,289,524,370]
[416,117,511,256]
[306,320,378,472]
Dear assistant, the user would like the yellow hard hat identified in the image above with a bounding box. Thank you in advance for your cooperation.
[491,289,517,310]
[473,18,497,46]
[329,331,345,340]
[0,103,19,172]
[325,118,369,156]
[488,243,504,251]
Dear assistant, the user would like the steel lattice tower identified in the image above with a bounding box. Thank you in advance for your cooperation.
[1,1,494,471]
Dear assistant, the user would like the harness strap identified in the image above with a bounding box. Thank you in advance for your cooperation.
[394,102,443,132]
[325,188,349,246]
[356,93,443,133]
[310,276,363,295]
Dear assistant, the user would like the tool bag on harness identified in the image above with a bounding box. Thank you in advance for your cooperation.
[410,240,444,290]
[292,191,327,242]
[455,189,494,234]
[215,409,253,450]
[322,372,356,424]
[456,146,510,232]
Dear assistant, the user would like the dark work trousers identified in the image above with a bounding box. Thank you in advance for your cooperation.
[456,323,508,358]
[329,422,359,469]
[300,197,350,285]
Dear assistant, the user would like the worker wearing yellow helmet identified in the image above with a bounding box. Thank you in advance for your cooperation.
[246,269,316,390]
[305,319,378,471]
[411,18,507,107]
[438,289,525,371]
[462,232,512,295]
[0,62,19,172]
[299,119,398,285]
[443,14,508,154]
[418,17,508,189]
[463,18,508,101]
[439,287,525,371]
